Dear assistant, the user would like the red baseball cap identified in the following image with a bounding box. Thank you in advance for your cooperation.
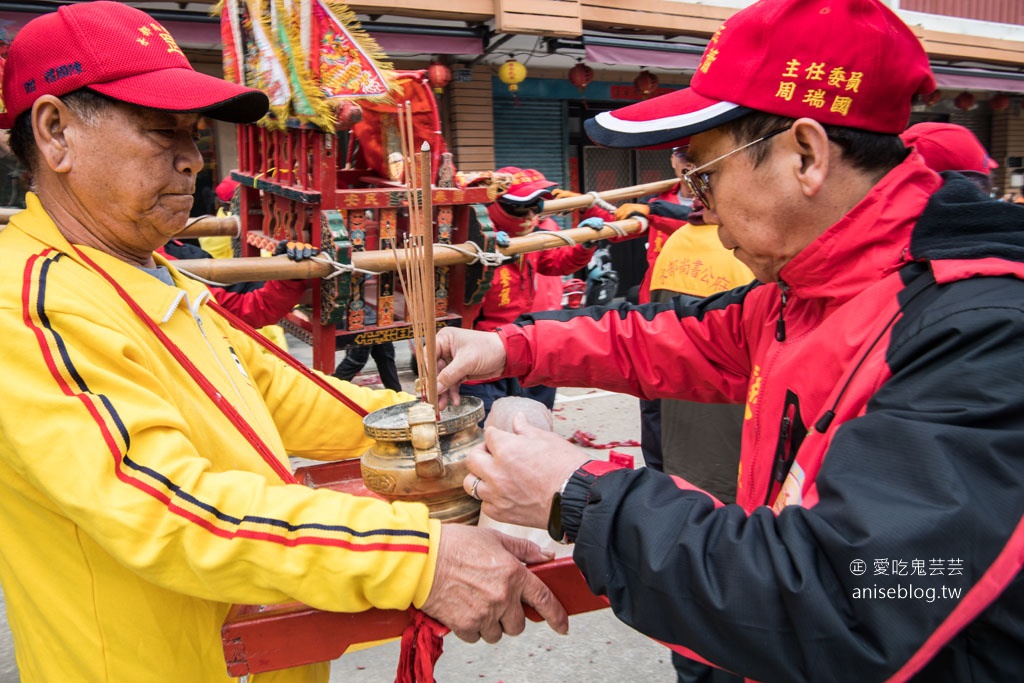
[215,176,241,203]
[496,167,557,203]
[900,122,997,175]
[0,2,268,129]
[586,0,936,148]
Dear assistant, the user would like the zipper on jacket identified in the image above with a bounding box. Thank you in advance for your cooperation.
[192,306,267,436]
[764,390,807,506]
[775,281,790,342]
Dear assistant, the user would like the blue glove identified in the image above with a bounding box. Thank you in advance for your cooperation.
[577,216,607,250]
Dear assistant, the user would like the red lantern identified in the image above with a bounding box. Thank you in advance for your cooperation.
[954,91,976,111]
[990,93,1010,112]
[568,60,594,94]
[633,69,659,99]
[427,61,452,95]
[924,90,942,107]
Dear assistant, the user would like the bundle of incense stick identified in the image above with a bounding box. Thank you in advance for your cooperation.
[393,101,438,408]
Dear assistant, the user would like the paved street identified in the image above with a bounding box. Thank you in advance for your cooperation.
[0,598,13,683]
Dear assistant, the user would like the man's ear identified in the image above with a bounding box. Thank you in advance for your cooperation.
[31,95,74,173]
[788,118,831,198]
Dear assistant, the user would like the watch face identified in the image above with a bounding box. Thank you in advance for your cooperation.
[547,491,564,543]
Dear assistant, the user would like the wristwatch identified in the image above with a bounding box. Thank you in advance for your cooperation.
[547,487,569,544]
[547,466,599,544]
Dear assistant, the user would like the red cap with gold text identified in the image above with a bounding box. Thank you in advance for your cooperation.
[586,0,936,148]
[0,1,267,128]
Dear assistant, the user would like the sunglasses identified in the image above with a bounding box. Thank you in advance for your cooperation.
[683,127,789,210]
[498,198,543,217]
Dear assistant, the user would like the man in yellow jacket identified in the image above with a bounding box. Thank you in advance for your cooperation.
[0,4,566,682]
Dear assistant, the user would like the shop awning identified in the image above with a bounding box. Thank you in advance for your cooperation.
[0,11,223,50]
[934,68,1024,94]
[370,32,483,56]
[585,43,703,70]
[1,11,483,56]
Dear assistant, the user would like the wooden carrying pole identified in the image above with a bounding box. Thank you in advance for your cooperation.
[177,215,242,238]
[0,207,19,225]
[2,211,241,233]
[170,179,677,238]
[172,217,646,284]
[538,177,678,216]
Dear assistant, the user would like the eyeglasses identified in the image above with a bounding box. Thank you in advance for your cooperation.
[498,199,543,218]
[682,127,789,209]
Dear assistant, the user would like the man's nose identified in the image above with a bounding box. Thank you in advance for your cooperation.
[176,136,203,175]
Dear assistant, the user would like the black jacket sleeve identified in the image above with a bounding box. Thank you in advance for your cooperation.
[647,199,692,222]
[568,274,1024,683]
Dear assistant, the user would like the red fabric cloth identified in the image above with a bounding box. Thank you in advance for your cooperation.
[350,71,447,183]
[569,430,640,449]
[395,610,449,683]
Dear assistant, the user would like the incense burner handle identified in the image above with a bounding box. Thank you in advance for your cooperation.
[407,403,445,479]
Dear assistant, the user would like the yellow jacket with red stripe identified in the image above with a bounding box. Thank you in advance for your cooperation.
[0,194,438,683]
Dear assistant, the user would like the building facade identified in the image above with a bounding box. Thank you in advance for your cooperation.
[2,1,1023,198]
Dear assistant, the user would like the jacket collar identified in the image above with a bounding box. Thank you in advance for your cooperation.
[15,192,210,323]
[778,152,942,304]
[910,172,1024,265]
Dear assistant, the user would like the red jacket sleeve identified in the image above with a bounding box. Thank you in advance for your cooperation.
[535,218,594,276]
[212,278,308,329]
[497,288,757,403]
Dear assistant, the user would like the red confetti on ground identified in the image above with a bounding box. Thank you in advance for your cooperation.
[569,430,640,449]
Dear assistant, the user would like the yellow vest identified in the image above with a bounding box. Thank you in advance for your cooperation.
[649,222,754,297]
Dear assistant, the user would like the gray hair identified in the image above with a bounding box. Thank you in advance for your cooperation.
[7,89,113,175]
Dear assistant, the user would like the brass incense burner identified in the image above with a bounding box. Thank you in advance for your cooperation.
[360,398,485,524]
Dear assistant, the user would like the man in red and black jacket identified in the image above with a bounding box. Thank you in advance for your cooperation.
[435,1,1024,681]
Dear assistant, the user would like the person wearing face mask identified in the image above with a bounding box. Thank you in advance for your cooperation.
[461,167,596,416]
